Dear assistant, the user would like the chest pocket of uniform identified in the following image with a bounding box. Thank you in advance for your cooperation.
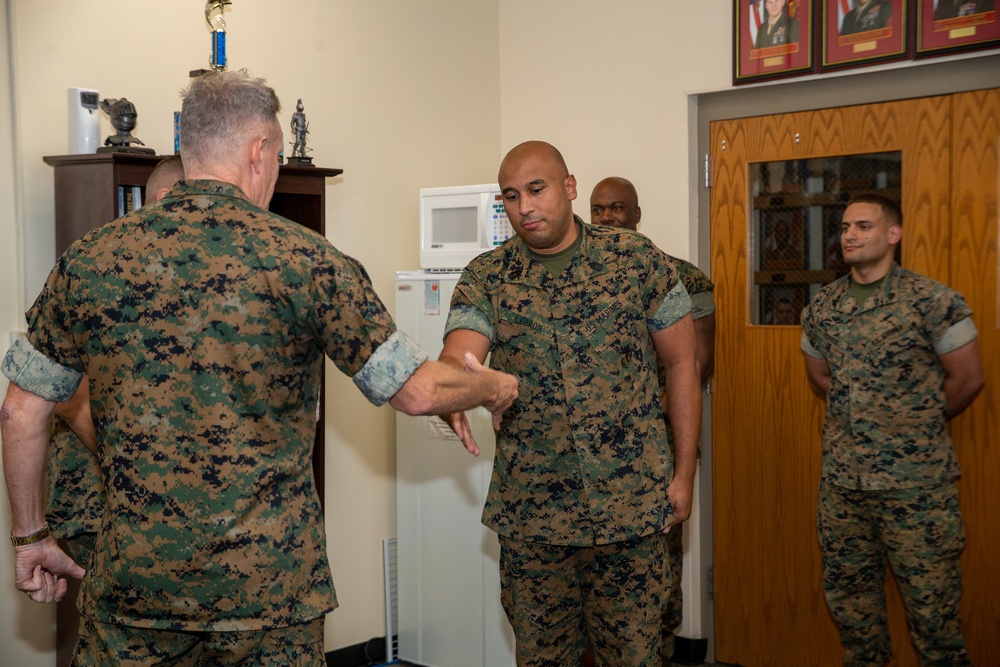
[813,329,847,367]
[585,305,644,372]
[492,319,552,366]
[861,322,920,363]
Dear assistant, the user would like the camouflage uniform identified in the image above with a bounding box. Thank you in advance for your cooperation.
[45,416,103,567]
[3,181,426,651]
[445,219,692,666]
[658,256,714,661]
[800,262,977,666]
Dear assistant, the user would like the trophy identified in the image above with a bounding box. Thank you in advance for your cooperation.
[206,0,230,71]
[287,99,314,167]
[191,1,231,77]
[96,98,155,154]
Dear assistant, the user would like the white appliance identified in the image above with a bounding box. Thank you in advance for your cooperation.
[394,271,516,667]
[67,87,100,154]
[419,184,514,271]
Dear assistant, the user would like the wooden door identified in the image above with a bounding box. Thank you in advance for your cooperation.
[947,88,1000,655]
[710,93,998,666]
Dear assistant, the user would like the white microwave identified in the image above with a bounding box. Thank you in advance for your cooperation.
[419,184,515,270]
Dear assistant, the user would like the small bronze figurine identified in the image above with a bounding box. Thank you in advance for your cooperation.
[97,98,155,154]
[288,99,313,166]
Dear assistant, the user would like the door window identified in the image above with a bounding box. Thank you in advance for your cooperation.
[749,152,902,325]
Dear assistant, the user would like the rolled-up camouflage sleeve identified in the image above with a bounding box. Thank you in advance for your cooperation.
[800,332,823,358]
[933,317,977,355]
[352,330,428,406]
[690,292,716,320]
[443,304,494,343]
[1,335,83,402]
[648,282,693,332]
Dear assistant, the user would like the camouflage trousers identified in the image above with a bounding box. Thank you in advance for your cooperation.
[661,522,683,661]
[72,616,325,666]
[499,531,668,667]
[817,480,970,667]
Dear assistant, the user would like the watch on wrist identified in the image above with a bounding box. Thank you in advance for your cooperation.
[10,524,50,547]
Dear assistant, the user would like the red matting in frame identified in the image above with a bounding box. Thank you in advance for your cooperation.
[735,0,813,84]
[822,0,908,70]
[917,0,1000,56]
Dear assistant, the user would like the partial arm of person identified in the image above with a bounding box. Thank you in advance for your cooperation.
[1,383,86,602]
[653,314,701,527]
[433,329,495,456]
[52,375,97,454]
[694,312,716,388]
[389,328,515,456]
[388,354,516,420]
[803,353,832,399]
[939,338,984,420]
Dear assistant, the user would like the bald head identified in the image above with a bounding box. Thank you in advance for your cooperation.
[590,177,641,230]
[497,140,578,254]
[499,141,570,184]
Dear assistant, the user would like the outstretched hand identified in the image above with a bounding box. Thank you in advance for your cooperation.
[463,353,518,430]
[443,411,479,456]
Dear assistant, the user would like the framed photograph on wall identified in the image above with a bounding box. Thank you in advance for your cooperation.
[735,0,814,84]
[821,0,909,70]
[917,0,1000,57]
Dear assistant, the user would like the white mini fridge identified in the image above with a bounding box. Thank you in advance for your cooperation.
[394,270,516,667]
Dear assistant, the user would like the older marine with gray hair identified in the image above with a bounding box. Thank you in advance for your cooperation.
[2,69,516,665]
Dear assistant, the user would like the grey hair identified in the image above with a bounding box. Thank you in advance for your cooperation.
[179,69,281,166]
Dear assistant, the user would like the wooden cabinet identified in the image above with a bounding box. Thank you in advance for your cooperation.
[44,153,342,667]
[44,153,342,253]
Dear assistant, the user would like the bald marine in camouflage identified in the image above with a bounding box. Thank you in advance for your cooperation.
[439,142,702,667]
[801,194,984,666]
[2,69,516,666]
[590,176,715,663]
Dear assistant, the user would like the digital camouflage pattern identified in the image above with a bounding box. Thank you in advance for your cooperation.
[656,256,713,660]
[499,532,668,667]
[46,416,103,561]
[802,262,977,664]
[800,263,975,491]
[74,615,325,666]
[668,255,715,323]
[445,219,692,546]
[817,480,970,666]
[13,180,426,631]
[655,255,714,445]
[3,335,82,401]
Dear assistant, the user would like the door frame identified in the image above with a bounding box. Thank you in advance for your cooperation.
[690,52,1000,664]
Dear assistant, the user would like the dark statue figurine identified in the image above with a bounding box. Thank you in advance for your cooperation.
[288,99,313,166]
[97,97,155,154]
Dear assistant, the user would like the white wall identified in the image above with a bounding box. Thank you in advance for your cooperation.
[498,1,733,262]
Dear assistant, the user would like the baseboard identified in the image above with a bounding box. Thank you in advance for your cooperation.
[671,635,708,665]
[325,637,388,667]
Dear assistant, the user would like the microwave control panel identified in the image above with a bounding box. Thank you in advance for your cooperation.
[489,194,514,247]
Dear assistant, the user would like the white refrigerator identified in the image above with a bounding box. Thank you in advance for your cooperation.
[393,270,516,667]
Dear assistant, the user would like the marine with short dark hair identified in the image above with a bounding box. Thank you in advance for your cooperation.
[801,194,984,665]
